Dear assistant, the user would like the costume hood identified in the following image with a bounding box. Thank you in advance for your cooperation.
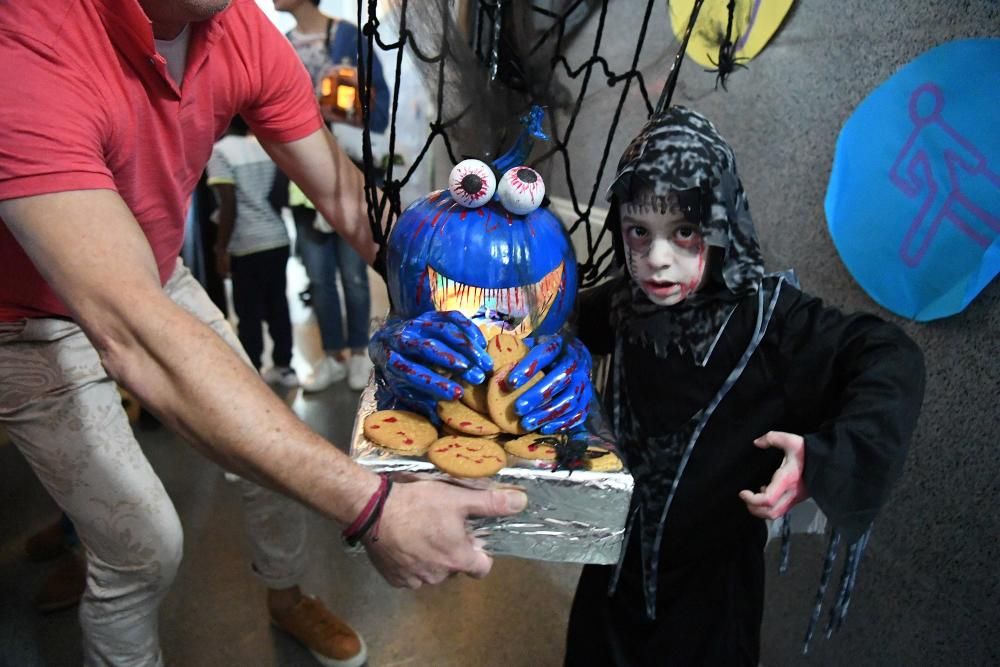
[606,106,764,299]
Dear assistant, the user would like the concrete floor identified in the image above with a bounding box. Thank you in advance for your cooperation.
[0,255,585,667]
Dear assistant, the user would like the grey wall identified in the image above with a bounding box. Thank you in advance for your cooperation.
[543,1,999,664]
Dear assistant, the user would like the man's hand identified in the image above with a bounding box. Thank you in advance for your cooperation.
[738,431,809,521]
[364,479,527,588]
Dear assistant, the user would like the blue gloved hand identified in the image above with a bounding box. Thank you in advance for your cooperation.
[505,334,593,434]
[369,311,493,420]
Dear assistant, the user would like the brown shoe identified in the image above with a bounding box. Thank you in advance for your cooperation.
[270,595,367,667]
[24,519,71,562]
[35,551,86,613]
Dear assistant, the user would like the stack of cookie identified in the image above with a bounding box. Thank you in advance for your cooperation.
[362,333,622,479]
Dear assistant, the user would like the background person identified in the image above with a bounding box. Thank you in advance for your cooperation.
[276,0,391,392]
[207,115,298,387]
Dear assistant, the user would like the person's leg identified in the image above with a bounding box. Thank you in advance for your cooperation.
[0,318,183,666]
[165,260,365,666]
[333,234,373,391]
[230,252,266,370]
[642,525,767,666]
[261,245,294,369]
[565,564,633,666]
[295,215,347,353]
[294,214,348,391]
[333,234,370,352]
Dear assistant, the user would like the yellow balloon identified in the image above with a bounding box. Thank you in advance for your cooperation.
[670,0,795,69]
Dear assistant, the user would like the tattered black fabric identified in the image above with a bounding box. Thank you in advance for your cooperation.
[568,274,924,665]
[607,106,765,299]
[565,105,924,664]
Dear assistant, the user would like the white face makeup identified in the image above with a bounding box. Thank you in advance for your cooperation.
[620,196,708,306]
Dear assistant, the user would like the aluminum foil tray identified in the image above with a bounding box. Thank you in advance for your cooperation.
[350,385,634,565]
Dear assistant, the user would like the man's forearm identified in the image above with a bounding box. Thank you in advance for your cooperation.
[1,188,377,525]
[263,128,379,265]
[101,291,379,525]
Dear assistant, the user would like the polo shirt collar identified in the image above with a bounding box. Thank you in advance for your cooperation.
[92,0,226,90]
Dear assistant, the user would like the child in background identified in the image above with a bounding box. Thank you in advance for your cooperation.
[562,107,926,665]
[207,116,298,387]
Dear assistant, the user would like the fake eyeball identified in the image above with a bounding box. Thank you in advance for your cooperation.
[448,159,496,208]
[497,166,545,215]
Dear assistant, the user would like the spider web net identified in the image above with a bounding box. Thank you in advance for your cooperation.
[351,0,698,288]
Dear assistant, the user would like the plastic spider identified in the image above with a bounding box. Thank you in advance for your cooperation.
[534,432,590,472]
[705,37,749,91]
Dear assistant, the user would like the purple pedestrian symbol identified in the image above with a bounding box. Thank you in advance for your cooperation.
[889,83,1000,268]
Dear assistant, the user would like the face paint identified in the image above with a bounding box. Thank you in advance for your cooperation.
[621,195,707,307]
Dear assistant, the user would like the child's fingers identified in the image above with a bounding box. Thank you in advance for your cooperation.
[753,430,804,453]
[761,468,795,505]
[769,488,798,519]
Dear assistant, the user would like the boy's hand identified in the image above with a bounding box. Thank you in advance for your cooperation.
[739,431,809,520]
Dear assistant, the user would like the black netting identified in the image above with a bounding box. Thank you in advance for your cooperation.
[352,0,721,288]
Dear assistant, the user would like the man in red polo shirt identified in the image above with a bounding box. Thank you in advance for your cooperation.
[0,0,526,665]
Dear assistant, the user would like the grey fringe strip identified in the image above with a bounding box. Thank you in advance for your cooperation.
[798,526,874,654]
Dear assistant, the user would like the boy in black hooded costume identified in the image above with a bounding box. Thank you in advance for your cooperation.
[563,106,926,665]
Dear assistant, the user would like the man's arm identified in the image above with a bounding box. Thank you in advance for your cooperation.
[261,128,378,264]
[0,189,525,586]
[1,189,378,522]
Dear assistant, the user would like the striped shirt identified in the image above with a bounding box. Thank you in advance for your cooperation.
[206,135,289,256]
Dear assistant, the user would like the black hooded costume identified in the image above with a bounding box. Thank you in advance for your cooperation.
[564,108,926,666]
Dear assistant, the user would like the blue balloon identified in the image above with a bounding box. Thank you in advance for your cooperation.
[826,38,1000,321]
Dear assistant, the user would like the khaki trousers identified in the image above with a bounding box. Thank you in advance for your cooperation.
[0,260,307,666]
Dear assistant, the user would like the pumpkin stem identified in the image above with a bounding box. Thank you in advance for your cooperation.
[491,105,549,175]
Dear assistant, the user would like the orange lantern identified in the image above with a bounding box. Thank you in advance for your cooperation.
[319,59,363,125]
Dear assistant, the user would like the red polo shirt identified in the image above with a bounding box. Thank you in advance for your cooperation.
[0,0,323,320]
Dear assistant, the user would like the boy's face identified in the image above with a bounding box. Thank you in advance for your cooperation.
[620,195,708,306]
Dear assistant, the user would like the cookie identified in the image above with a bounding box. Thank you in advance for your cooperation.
[439,422,464,437]
[487,332,528,371]
[428,435,508,478]
[441,422,506,443]
[504,433,558,460]
[363,410,438,455]
[487,363,545,435]
[584,446,624,472]
[436,399,502,436]
[458,378,490,414]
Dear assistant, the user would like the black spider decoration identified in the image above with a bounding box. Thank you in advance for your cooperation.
[704,35,748,91]
[704,0,748,91]
[533,432,591,473]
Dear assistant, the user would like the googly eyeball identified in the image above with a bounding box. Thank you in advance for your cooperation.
[497,166,545,216]
[448,159,497,208]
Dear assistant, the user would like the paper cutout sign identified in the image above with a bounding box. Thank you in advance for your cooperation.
[669,0,795,70]
[826,39,1000,321]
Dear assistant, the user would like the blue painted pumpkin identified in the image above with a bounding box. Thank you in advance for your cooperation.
[386,189,577,340]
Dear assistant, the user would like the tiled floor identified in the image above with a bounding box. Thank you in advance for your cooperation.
[0,256,583,667]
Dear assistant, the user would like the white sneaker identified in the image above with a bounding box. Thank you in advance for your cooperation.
[302,357,347,393]
[347,355,374,391]
[261,365,300,388]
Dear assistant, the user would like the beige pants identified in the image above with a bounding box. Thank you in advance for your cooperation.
[0,260,307,666]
